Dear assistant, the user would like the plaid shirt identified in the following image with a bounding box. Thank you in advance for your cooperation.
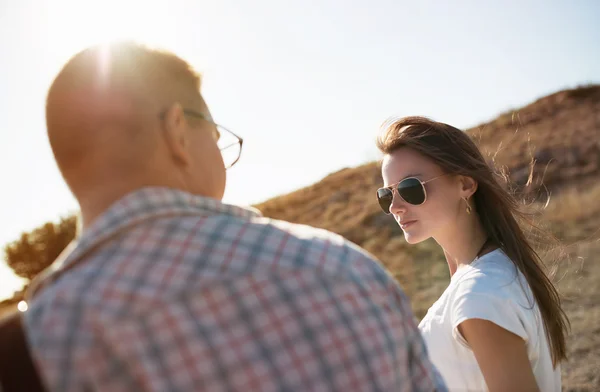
[23,187,446,392]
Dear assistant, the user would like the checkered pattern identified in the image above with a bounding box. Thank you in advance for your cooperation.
[23,187,446,391]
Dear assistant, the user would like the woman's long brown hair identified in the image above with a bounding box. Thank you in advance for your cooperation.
[377,116,569,366]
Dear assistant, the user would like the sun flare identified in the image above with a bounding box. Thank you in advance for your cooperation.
[38,0,174,68]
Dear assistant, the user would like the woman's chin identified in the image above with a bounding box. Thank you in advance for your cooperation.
[403,231,427,245]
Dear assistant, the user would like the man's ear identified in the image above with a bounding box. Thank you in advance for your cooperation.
[161,103,191,166]
[459,175,478,199]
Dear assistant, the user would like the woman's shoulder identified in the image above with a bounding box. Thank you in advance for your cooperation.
[452,249,531,301]
[448,249,541,346]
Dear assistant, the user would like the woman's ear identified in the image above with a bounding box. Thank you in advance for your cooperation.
[459,175,478,199]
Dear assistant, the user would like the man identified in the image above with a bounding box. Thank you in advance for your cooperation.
[22,42,446,391]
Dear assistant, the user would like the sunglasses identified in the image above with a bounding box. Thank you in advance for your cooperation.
[376,174,446,214]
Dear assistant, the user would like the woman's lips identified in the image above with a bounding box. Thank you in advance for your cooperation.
[399,220,417,229]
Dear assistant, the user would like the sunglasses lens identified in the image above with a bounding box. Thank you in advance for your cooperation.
[377,188,393,213]
[397,178,426,205]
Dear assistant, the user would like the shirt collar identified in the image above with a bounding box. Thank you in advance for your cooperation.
[79,186,261,253]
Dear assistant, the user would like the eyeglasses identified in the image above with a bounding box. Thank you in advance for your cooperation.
[182,109,243,169]
[376,174,446,214]
[160,108,243,169]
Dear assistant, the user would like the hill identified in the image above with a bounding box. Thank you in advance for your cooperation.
[2,85,600,389]
[255,85,600,390]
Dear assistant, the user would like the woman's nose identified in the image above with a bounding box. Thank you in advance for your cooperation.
[389,191,408,215]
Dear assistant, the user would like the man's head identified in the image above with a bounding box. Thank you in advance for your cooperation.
[46,42,227,225]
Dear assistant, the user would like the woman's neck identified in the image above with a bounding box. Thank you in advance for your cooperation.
[435,213,489,276]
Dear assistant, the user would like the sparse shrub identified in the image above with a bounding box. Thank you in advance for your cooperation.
[4,215,78,281]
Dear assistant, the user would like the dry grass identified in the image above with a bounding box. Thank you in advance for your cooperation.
[543,184,600,390]
[554,240,600,390]
[542,181,600,242]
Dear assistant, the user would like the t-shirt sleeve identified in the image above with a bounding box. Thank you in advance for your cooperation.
[450,291,528,349]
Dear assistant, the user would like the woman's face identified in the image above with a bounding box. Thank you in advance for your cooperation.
[381,147,464,244]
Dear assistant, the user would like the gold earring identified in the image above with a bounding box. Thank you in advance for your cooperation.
[463,197,472,214]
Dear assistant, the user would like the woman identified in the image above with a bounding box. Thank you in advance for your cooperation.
[375,116,568,391]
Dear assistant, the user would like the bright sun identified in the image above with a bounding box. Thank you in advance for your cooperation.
[40,0,173,66]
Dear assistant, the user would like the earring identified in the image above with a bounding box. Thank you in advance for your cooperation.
[463,197,472,214]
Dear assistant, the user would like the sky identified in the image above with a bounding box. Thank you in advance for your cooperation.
[0,0,599,299]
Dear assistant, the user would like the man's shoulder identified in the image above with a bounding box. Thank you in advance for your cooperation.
[251,216,345,243]
[242,216,393,282]
[24,213,396,318]
[249,215,373,256]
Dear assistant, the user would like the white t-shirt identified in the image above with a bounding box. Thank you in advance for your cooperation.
[418,249,561,392]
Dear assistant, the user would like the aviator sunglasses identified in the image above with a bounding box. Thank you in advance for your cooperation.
[376,174,446,214]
